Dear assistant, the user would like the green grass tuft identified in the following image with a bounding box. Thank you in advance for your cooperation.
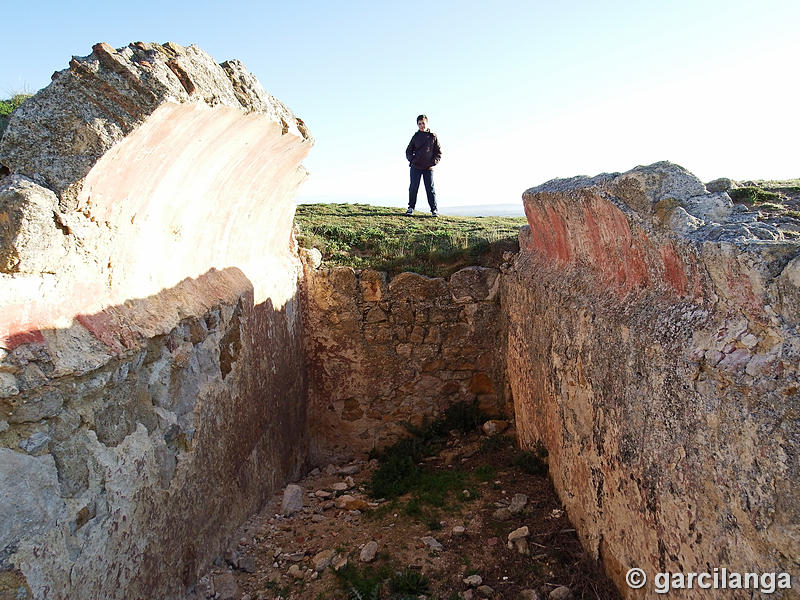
[336,564,391,600]
[728,187,782,205]
[369,400,486,499]
[388,568,430,596]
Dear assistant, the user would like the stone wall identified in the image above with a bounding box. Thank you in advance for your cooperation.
[301,259,509,460]
[0,42,312,600]
[505,162,800,598]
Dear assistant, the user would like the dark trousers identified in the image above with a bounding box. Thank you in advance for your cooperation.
[409,166,437,211]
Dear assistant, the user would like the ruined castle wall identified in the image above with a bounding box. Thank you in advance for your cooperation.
[301,263,509,460]
[0,43,312,600]
[504,163,800,598]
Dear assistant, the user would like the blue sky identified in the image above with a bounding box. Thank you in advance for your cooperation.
[2,0,798,208]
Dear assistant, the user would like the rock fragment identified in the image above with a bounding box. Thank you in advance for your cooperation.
[238,555,256,573]
[313,549,335,572]
[508,525,530,555]
[19,432,51,454]
[463,574,483,587]
[482,420,508,436]
[213,573,238,600]
[359,540,378,562]
[508,493,528,514]
[705,177,733,193]
[281,484,303,515]
[421,536,443,551]
[335,494,369,511]
[549,587,573,600]
[492,507,511,521]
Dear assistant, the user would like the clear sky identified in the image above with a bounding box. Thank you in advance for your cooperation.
[2,0,798,208]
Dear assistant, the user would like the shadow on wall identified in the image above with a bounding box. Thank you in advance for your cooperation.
[0,267,309,600]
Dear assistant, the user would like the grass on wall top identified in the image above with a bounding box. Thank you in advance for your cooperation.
[294,203,527,277]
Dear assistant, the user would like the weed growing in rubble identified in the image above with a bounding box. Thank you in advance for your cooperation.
[337,563,432,600]
[510,441,549,475]
[388,568,430,596]
[369,401,486,499]
[479,433,513,453]
[337,564,389,600]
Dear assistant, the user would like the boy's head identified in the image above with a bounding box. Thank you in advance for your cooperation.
[416,114,428,131]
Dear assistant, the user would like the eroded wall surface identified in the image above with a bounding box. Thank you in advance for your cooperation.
[301,261,508,459]
[505,162,800,598]
[0,42,312,600]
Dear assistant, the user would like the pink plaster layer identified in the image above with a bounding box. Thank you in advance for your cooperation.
[1,101,310,350]
[523,191,698,300]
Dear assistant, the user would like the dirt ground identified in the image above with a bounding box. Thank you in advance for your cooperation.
[187,428,621,600]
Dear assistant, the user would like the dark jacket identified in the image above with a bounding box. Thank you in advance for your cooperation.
[405,130,442,170]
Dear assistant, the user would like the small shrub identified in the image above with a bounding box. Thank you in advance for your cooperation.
[511,441,549,475]
[336,564,390,600]
[426,517,443,531]
[0,94,30,117]
[388,568,430,596]
[369,401,487,499]
[440,399,485,433]
[729,186,782,205]
[473,464,496,481]
[479,434,512,453]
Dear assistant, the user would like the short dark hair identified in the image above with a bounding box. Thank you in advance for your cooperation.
[416,114,427,122]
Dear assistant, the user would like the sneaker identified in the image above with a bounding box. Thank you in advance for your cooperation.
[405,208,413,216]
[431,210,438,217]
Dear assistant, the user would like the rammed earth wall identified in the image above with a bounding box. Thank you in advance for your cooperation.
[504,163,800,599]
[0,42,312,600]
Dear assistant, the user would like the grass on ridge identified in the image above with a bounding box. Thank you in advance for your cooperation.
[294,203,526,277]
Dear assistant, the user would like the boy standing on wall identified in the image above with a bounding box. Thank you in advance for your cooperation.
[405,114,442,217]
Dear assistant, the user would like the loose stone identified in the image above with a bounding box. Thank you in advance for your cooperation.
[213,573,238,600]
[549,587,573,600]
[463,574,483,587]
[281,484,303,515]
[508,526,529,542]
[492,507,511,521]
[508,493,528,514]
[238,556,256,573]
[359,540,378,562]
[313,549,335,572]
[421,536,443,552]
